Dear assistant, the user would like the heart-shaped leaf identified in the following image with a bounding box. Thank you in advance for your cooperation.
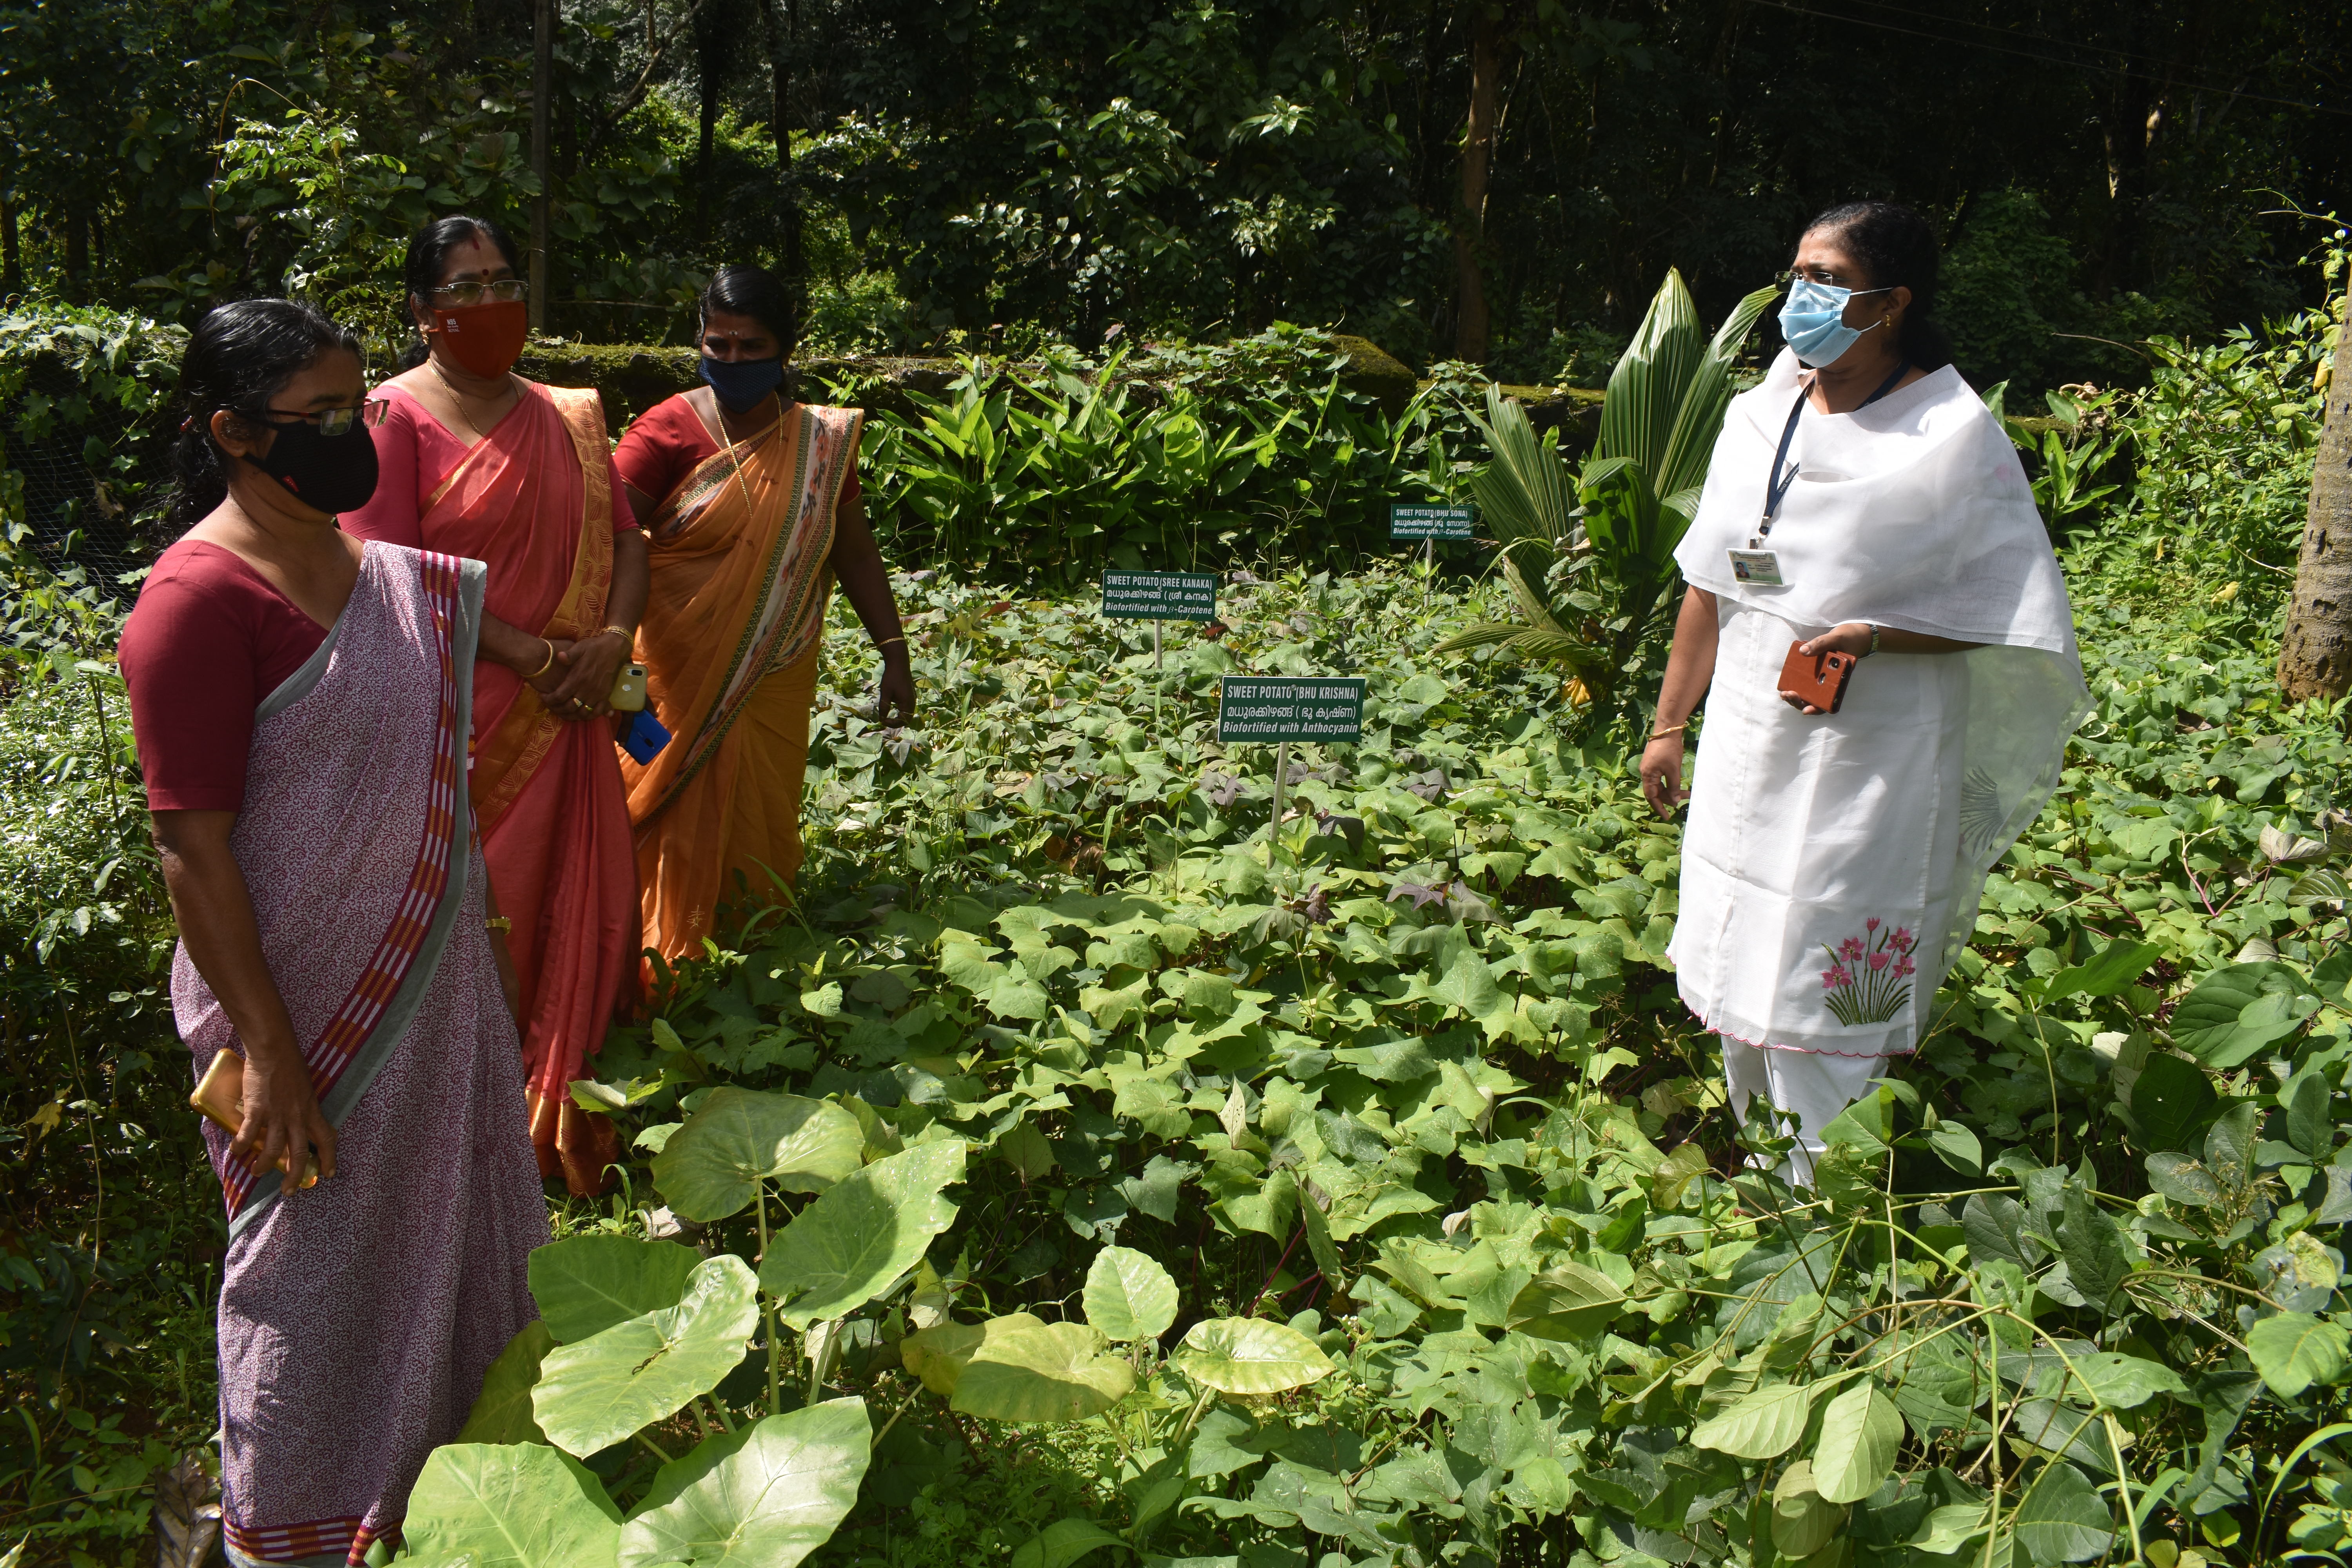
[2012,1460,2114,1563]
[900,1317,1007,1396]
[652,1090,866,1222]
[533,1256,759,1457]
[616,1398,873,1567]
[2130,1054,2218,1154]
[1173,1318,1336,1395]
[762,1140,969,1330]
[528,1235,703,1344]
[1082,1247,1178,1343]
[402,1442,622,1566]
[951,1318,1136,1422]
[456,1321,555,1445]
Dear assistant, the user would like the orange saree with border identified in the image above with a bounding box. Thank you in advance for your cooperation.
[421,383,637,1193]
[623,402,863,960]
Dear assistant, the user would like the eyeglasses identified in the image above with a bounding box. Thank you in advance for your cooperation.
[431,278,528,305]
[1783,268,1893,296]
[254,399,391,437]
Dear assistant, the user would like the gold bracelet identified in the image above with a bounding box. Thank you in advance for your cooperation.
[485,916,513,933]
[1647,722,1687,742]
[878,635,908,649]
[599,623,636,644]
[525,639,556,680]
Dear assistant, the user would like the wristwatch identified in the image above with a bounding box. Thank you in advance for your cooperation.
[1863,623,1881,658]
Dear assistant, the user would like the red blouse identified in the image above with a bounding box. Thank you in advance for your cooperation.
[612,396,860,524]
[119,539,331,812]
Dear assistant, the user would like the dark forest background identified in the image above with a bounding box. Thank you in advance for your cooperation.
[2,0,2346,390]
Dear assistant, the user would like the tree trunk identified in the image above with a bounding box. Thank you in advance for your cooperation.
[1,198,18,296]
[696,7,726,240]
[529,0,552,332]
[1452,2,1504,363]
[65,208,89,295]
[766,0,803,300]
[2278,310,2352,701]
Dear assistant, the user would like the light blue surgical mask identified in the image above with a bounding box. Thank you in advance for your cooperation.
[1778,274,1893,367]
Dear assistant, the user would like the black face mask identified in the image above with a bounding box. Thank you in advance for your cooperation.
[241,415,381,516]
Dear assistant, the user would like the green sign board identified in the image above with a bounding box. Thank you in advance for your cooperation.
[1102,571,1219,621]
[1389,504,1475,541]
[1217,677,1367,744]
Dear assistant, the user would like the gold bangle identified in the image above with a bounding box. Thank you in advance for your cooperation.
[1648,723,1687,742]
[485,916,512,932]
[878,635,908,650]
[599,624,636,644]
[525,639,556,680]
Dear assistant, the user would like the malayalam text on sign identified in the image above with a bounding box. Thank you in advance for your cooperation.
[1388,504,1475,541]
[1216,677,1367,744]
[1101,571,1219,622]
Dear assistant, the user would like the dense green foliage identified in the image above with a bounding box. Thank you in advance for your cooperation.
[1,245,2348,1566]
[3,0,2347,383]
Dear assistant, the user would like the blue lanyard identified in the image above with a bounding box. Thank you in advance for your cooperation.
[1756,362,1910,541]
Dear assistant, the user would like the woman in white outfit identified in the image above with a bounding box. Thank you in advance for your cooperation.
[1641,201,2087,1179]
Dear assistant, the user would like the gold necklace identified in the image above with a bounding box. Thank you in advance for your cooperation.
[428,357,510,441]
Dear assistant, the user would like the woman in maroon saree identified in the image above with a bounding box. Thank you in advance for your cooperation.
[120,301,544,1564]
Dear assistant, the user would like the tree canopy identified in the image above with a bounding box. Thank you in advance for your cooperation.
[1,0,2345,387]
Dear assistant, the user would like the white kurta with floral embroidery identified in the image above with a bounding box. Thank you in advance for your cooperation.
[1668,350,2088,1067]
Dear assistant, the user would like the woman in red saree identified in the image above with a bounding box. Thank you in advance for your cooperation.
[345,215,646,1194]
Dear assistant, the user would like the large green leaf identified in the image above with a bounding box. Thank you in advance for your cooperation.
[1654,281,1779,499]
[1083,1247,1179,1343]
[1009,1518,1131,1568]
[1466,385,1577,553]
[2062,1352,2188,1410]
[1504,1262,1626,1341]
[2056,1187,2133,1316]
[457,1321,556,1445]
[1769,1460,1847,1560]
[533,1256,760,1457]
[2011,1461,2114,1564]
[2248,1311,2352,1398]
[2170,962,2318,1067]
[1173,1318,1336,1395]
[762,1139,969,1330]
[528,1236,704,1344]
[2130,1054,2218,1154]
[1690,1377,1833,1460]
[402,1442,622,1567]
[951,1318,1137,1422]
[1599,269,1704,474]
[652,1089,866,1222]
[900,1316,1013,1396]
[616,1399,873,1568]
[1812,1381,1903,1503]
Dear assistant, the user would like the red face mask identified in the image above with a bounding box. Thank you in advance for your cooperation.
[432,299,528,378]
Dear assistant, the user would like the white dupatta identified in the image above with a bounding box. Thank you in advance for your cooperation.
[1670,350,2091,1049]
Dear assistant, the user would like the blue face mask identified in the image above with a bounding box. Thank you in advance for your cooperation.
[1778,275,1893,367]
[700,355,786,413]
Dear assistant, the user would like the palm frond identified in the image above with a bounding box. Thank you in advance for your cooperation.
[1467,385,1578,548]
[1432,619,1533,654]
[1657,282,1780,498]
[1598,269,1704,474]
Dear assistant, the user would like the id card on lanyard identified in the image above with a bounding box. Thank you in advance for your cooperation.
[1730,362,1909,588]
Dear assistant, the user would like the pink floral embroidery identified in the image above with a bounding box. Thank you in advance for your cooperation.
[1821,920,1917,1025]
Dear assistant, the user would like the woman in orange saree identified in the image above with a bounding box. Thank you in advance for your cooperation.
[615,265,912,961]
[345,215,646,1194]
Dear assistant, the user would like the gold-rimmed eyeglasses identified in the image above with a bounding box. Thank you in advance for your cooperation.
[431,278,529,306]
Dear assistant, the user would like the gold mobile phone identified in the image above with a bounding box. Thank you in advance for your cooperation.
[190,1052,321,1189]
[610,662,649,712]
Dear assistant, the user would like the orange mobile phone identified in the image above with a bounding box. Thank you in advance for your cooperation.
[190,1051,321,1188]
[1779,641,1858,713]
